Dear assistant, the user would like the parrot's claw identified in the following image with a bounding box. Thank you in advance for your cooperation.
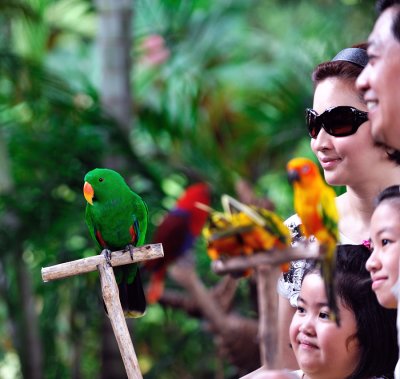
[102,249,113,266]
[123,244,135,260]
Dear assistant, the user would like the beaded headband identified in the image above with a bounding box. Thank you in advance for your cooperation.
[331,47,368,68]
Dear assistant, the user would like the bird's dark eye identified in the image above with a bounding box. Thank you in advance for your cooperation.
[99,178,104,182]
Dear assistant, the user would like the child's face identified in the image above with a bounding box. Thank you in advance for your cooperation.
[289,273,360,378]
[367,201,400,309]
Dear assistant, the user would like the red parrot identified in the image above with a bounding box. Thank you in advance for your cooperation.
[144,182,211,303]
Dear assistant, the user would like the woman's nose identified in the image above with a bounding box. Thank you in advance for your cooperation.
[311,127,333,152]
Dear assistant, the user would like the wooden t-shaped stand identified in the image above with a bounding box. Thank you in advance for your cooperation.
[212,242,320,371]
[41,243,164,379]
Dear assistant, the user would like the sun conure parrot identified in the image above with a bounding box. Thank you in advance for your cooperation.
[144,182,211,303]
[202,195,292,277]
[286,157,340,325]
[83,168,148,318]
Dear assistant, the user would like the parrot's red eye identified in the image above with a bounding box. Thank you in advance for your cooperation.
[99,178,104,182]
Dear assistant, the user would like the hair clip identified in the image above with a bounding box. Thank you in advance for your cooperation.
[362,239,372,251]
[331,48,368,68]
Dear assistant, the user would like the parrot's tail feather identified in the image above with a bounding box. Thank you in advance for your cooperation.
[118,267,147,318]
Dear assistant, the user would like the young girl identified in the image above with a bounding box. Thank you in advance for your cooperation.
[245,245,398,379]
[291,244,397,379]
[366,185,400,309]
[366,185,400,379]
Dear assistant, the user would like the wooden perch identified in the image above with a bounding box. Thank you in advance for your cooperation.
[41,243,164,379]
[211,242,320,275]
[256,265,280,369]
[41,243,163,282]
[98,262,142,379]
[209,242,322,370]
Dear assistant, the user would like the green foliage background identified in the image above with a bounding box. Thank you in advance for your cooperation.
[0,0,375,378]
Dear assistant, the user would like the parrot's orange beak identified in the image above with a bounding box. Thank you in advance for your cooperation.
[83,182,94,205]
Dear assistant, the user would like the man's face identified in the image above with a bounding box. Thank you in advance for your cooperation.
[356,7,400,149]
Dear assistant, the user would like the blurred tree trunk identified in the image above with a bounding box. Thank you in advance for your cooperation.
[95,0,134,377]
[95,0,133,138]
[16,258,43,379]
[0,250,43,379]
[0,100,43,377]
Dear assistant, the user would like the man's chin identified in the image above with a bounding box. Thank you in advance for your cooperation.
[371,124,389,147]
[373,132,400,164]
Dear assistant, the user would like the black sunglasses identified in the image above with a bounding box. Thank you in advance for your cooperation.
[305,106,369,139]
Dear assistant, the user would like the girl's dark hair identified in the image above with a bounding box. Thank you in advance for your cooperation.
[303,244,398,379]
[377,0,400,10]
[375,184,400,205]
[312,43,400,164]
[376,0,400,42]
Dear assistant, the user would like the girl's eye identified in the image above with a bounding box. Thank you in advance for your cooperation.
[382,239,391,246]
[319,311,331,320]
[296,306,305,314]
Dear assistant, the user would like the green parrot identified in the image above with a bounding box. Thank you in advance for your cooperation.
[83,168,148,318]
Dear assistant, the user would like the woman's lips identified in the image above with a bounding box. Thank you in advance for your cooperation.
[319,157,341,170]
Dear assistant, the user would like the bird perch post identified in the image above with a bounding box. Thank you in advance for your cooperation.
[41,243,164,379]
[212,242,320,371]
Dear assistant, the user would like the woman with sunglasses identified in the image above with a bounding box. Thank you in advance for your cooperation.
[277,43,400,369]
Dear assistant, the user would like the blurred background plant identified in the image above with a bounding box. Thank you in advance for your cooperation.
[0,0,375,378]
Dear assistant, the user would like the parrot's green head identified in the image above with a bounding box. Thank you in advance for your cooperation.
[83,168,128,205]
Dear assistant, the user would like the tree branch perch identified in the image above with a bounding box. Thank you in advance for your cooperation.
[211,242,320,275]
[41,243,163,282]
[40,243,164,379]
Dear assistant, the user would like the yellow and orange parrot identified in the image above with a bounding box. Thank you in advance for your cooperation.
[287,157,340,325]
[202,195,291,277]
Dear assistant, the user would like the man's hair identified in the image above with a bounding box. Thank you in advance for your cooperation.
[376,0,400,42]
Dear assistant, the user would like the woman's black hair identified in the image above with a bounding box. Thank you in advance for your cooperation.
[303,244,398,379]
